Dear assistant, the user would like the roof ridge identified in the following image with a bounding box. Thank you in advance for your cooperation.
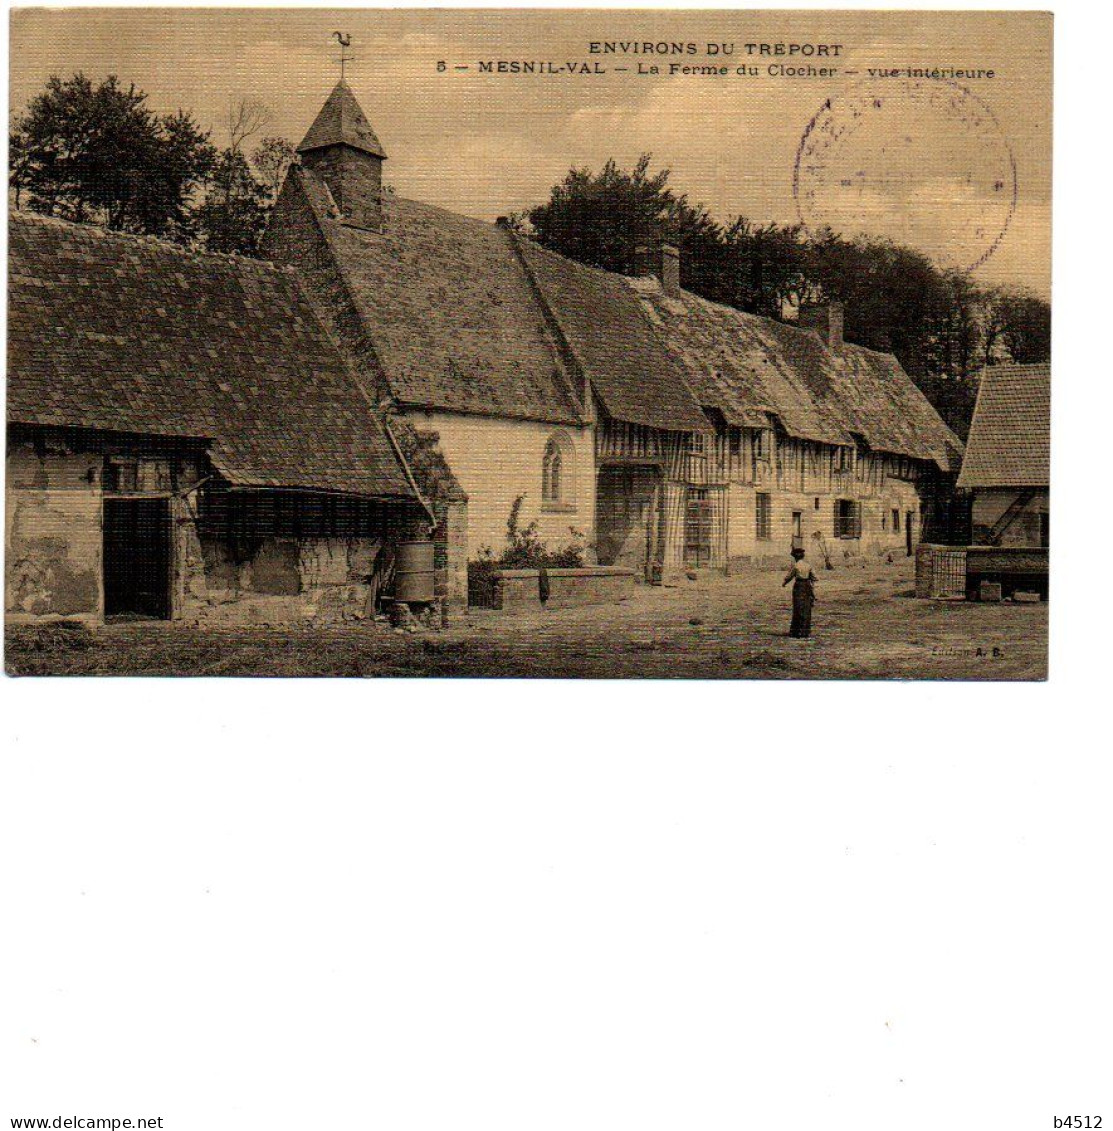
[10,210,299,276]
[972,361,1051,376]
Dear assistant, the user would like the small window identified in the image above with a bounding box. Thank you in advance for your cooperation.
[753,430,771,460]
[756,493,772,541]
[836,447,852,472]
[792,511,802,537]
[1039,512,1049,548]
[892,508,901,532]
[104,457,138,493]
[881,511,887,531]
[834,498,861,539]
[728,428,742,458]
[688,432,707,456]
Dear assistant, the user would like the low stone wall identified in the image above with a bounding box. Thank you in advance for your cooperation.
[493,569,541,613]
[482,566,636,611]
[544,566,636,608]
[184,583,375,626]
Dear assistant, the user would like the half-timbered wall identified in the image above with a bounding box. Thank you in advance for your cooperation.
[716,428,928,566]
[593,418,934,574]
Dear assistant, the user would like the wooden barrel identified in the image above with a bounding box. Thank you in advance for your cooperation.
[394,540,436,604]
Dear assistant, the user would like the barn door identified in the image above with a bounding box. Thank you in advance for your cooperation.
[103,497,172,619]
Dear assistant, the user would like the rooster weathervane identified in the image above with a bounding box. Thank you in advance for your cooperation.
[333,31,354,80]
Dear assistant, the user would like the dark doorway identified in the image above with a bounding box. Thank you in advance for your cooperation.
[103,498,172,619]
[906,510,915,556]
[595,466,660,574]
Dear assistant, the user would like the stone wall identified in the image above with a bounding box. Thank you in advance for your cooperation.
[432,498,468,608]
[6,440,102,622]
[414,411,595,561]
[484,565,636,611]
[544,566,637,608]
[181,531,382,625]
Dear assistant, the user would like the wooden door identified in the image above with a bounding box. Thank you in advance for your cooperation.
[684,488,713,567]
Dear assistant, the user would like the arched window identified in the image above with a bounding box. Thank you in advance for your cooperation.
[542,432,575,511]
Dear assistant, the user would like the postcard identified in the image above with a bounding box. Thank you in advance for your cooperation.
[5,9,1052,678]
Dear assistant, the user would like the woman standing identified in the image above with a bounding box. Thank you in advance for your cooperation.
[782,547,817,639]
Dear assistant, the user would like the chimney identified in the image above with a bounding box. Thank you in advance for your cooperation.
[798,302,844,350]
[634,234,681,297]
[297,80,387,231]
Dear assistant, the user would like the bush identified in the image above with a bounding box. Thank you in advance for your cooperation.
[467,497,588,605]
[496,495,587,568]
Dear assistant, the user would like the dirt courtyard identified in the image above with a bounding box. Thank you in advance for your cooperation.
[5,556,1047,680]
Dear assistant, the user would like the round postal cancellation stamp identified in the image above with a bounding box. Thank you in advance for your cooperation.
[793,78,1018,274]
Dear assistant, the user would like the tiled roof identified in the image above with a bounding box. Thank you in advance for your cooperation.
[956,363,1050,488]
[280,79,957,461]
[634,283,963,470]
[636,285,847,443]
[298,80,387,158]
[7,213,418,501]
[515,239,711,433]
[292,168,585,425]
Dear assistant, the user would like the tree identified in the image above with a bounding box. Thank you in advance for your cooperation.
[718,216,808,319]
[524,154,722,288]
[251,136,298,204]
[9,73,214,237]
[985,288,1051,365]
[520,155,1056,435]
[193,147,269,255]
[182,97,279,255]
[223,97,271,154]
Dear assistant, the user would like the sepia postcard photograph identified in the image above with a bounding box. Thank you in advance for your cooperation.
[5,10,1110,1131]
[5,8,1051,677]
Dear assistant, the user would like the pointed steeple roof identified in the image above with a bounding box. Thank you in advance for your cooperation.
[297,80,387,159]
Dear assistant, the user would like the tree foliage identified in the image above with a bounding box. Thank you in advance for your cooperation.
[9,73,214,237]
[9,74,298,258]
[193,148,269,255]
[250,136,298,203]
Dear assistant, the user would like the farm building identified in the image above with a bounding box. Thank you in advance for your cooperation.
[6,213,430,626]
[263,80,964,584]
[957,363,1050,599]
[263,81,963,581]
[515,239,964,573]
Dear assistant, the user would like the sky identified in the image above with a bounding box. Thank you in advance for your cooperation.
[9,8,1051,297]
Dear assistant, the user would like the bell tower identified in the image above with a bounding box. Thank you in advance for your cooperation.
[297,80,387,231]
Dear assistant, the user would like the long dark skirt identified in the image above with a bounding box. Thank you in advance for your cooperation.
[789,578,815,638]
